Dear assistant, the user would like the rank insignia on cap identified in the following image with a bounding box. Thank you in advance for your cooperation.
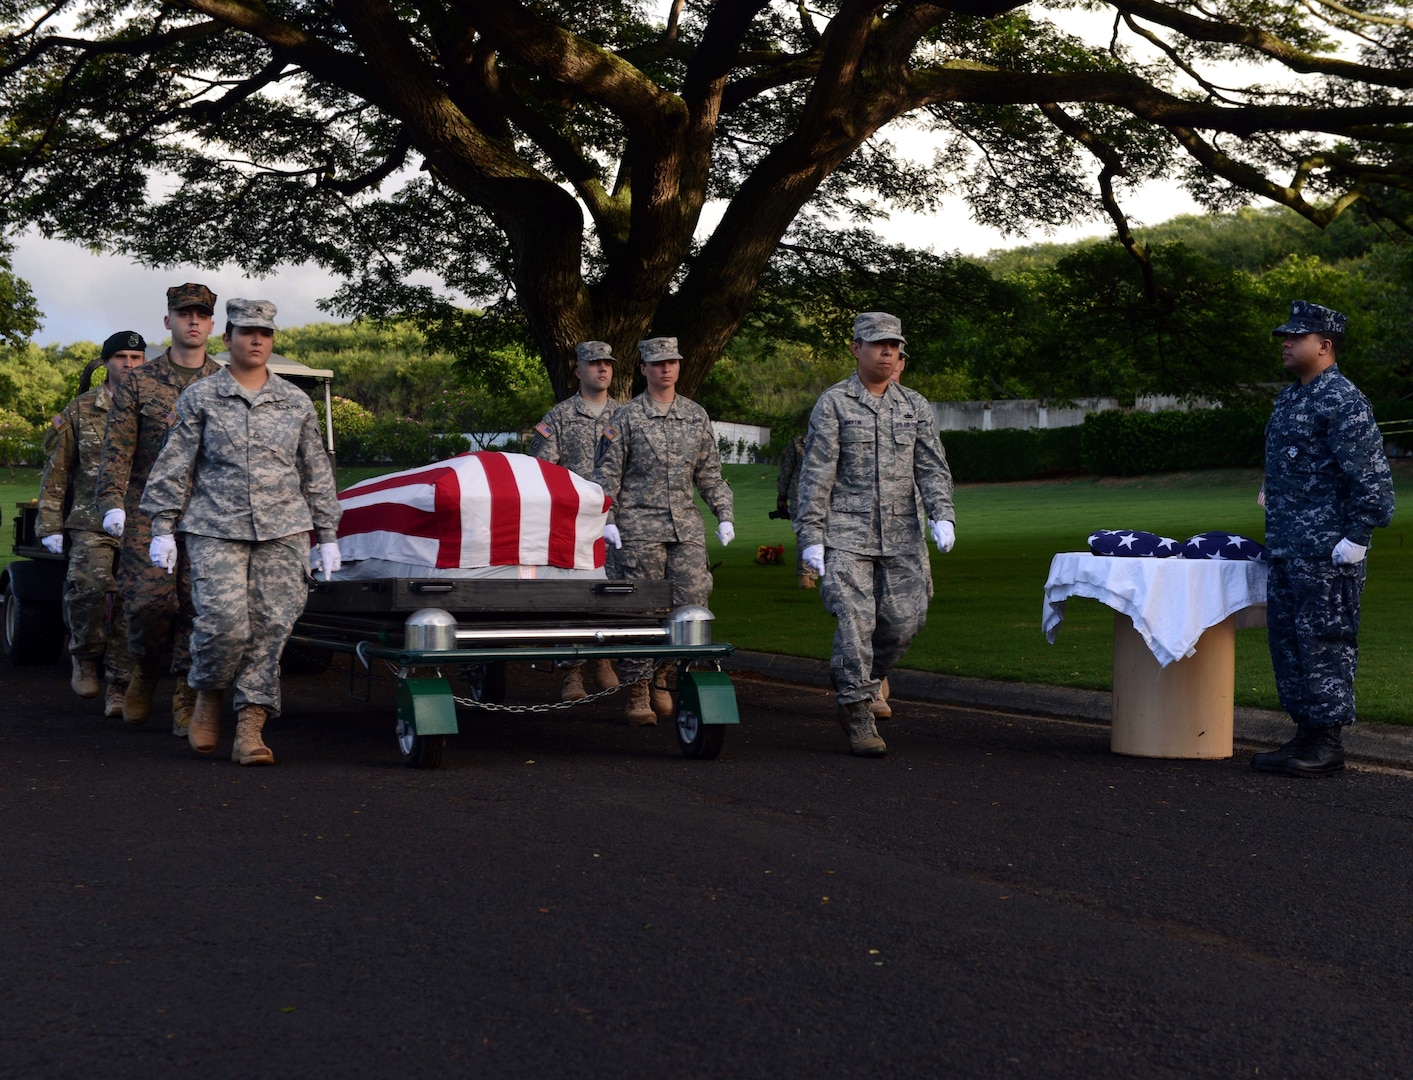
[535,421,552,439]
[603,423,618,441]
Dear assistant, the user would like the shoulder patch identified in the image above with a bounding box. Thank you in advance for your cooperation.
[166,408,178,426]
[602,423,618,441]
[535,421,553,439]
[51,413,65,429]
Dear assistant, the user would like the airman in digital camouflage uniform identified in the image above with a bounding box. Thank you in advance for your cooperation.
[531,340,622,701]
[1251,301,1395,778]
[141,299,343,766]
[796,312,955,756]
[37,331,146,715]
[593,336,735,725]
[97,282,222,733]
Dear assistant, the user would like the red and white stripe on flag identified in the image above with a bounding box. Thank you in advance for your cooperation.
[336,452,611,570]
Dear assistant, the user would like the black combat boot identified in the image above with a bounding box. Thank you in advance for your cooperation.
[1250,724,1314,773]
[1282,725,1345,777]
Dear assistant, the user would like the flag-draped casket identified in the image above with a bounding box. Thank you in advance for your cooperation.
[335,452,611,576]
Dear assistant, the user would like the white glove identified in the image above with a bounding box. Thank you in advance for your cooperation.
[149,534,177,574]
[317,542,342,581]
[802,544,825,576]
[716,521,735,546]
[41,533,64,555]
[930,519,955,554]
[1332,538,1367,566]
[102,508,125,537]
[603,524,622,549]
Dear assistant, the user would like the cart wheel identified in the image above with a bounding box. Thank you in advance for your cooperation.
[676,704,726,760]
[396,714,445,769]
[460,661,506,704]
[3,566,66,665]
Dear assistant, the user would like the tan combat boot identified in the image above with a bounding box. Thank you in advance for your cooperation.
[838,701,887,756]
[171,681,197,738]
[104,681,127,719]
[188,689,224,754]
[232,705,274,766]
[560,666,588,702]
[649,664,674,719]
[70,656,101,698]
[624,679,656,726]
[123,659,162,725]
[591,659,619,691]
[869,676,892,719]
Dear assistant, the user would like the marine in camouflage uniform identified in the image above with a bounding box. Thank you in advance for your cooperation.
[1253,301,1395,778]
[796,312,954,755]
[36,331,146,707]
[142,299,342,765]
[593,336,734,722]
[775,432,817,587]
[96,283,221,726]
[532,340,622,700]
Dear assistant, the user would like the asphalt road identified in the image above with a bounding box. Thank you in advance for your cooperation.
[3,653,1412,1079]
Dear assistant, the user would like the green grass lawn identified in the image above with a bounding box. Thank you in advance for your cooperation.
[6,459,1409,724]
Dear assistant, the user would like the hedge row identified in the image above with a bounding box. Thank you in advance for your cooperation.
[938,407,1271,482]
[942,426,1084,483]
[1078,408,1268,476]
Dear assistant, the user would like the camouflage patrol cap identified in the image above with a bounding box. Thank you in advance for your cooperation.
[167,282,217,313]
[575,341,615,364]
[853,311,906,346]
[638,336,683,363]
[101,330,147,360]
[226,298,277,330]
[1272,300,1347,338]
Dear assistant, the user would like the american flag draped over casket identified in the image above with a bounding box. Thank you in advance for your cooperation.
[336,452,611,571]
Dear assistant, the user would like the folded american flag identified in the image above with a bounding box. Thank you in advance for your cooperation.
[337,452,611,570]
[1180,531,1266,561]
[1088,529,1181,557]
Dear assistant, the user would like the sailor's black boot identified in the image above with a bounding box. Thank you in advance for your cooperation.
[1282,725,1346,777]
[1251,724,1314,773]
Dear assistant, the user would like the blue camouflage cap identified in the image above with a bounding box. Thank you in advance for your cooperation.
[575,341,615,363]
[638,336,683,363]
[227,298,277,330]
[1272,300,1346,338]
[853,311,906,347]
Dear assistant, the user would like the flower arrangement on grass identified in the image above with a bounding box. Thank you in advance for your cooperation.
[755,543,785,566]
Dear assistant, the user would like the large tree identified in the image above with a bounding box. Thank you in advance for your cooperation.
[1,0,1409,397]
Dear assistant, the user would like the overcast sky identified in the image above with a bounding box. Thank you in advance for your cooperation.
[12,176,1202,350]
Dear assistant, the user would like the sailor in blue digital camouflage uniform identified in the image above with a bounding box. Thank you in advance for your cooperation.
[1252,301,1395,778]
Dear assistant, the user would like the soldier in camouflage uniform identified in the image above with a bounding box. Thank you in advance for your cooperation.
[97,283,222,733]
[593,336,735,725]
[531,340,622,701]
[37,331,146,715]
[796,312,955,756]
[1251,301,1395,778]
[142,299,343,766]
[774,431,817,589]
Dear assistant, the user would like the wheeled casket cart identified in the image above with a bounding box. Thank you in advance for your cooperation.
[289,576,739,768]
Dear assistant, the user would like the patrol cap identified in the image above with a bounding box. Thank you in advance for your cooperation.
[638,336,683,363]
[1272,300,1347,338]
[101,330,147,360]
[167,282,216,313]
[853,311,906,346]
[226,298,278,330]
[576,341,615,364]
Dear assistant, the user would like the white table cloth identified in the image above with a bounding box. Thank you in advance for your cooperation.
[1043,553,1268,667]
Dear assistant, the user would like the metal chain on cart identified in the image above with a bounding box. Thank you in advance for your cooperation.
[451,684,625,713]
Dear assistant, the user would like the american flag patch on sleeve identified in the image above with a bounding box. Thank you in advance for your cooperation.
[602,423,618,441]
[535,421,552,439]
